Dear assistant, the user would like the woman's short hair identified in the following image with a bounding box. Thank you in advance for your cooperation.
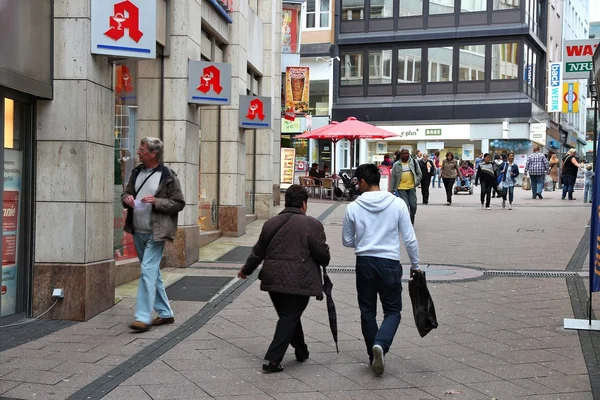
[568,148,576,154]
[285,185,309,208]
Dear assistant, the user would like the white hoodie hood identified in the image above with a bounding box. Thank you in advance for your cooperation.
[342,191,420,269]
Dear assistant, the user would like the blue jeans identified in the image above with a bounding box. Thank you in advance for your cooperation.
[562,175,576,200]
[356,256,403,361]
[584,182,593,203]
[529,175,544,197]
[502,186,515,204]
[133,232,174,324]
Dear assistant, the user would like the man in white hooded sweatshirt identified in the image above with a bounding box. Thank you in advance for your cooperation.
[342,164,422,376]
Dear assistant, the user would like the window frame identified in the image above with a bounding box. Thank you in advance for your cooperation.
[490,42,520,80]
[303,0,332,30]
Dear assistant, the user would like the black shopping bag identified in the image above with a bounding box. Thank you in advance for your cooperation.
[408,271,438,338]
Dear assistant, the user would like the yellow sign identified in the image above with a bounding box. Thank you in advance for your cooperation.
[562,82,579,113]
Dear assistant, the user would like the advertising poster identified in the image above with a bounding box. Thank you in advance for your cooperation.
[280,148,296,185]
[285,67,310,114]
[281,7,299,54]
[514,153,528,173]
[462,144,475,161]
[2,150,21,317]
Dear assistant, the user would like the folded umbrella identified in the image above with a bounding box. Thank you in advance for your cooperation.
[321,267,339,353]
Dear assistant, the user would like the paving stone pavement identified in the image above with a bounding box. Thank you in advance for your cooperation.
[0,185,596,399]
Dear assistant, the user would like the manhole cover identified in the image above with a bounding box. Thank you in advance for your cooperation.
[165,276,233,301]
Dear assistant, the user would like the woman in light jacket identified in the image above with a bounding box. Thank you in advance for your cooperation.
[500,152,520,210]
[549,154,560,191]
[440,151,462,205]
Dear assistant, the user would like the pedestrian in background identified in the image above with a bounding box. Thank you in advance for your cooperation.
[419,153,435,205]
[122,137,185,332]
[475,153,496,210]
[524,145,550,200]
[584,164,594,204]
[238,185,330,373]
[432,151,441,188]
[342,164,422,376]
[381,154,394,168]
[440,151,461,205]
[501,152,519,210]
[475,153,483,172]
[391,149,422,224]
[549,154,560,191]
[561,149,582,201]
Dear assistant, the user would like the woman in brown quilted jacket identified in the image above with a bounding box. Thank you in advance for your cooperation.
[238,185,331,373]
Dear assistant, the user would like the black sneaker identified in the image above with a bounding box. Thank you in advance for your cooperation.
[295,344,310,362]
[262,363,284,373]
[537,193,543,199]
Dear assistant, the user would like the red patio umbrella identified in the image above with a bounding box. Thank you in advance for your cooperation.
[316,117,400,170]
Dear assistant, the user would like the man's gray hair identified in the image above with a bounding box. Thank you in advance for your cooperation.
[141,137,163,161]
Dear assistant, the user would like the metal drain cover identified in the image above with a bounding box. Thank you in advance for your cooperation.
[326,264,485,282]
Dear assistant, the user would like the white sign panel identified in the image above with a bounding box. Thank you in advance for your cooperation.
[426,142,444,150]
[562,39,600,79]
[462,144,475,161]
[547,63,562,112]
[529,123,547,146]
[379,125,471,141]
[91,0,157,59]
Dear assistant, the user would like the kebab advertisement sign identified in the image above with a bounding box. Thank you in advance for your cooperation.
[2,150,21,317]
[285,67,309,115]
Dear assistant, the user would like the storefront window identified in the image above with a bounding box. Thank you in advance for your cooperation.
[341,52,364,86]
[398,49,422,83]
[309,80,329,115]
[399,0,423,16]
[342,0,365,20]
[2,97,24,317]
[493,0,519,10]
[429,0,454,14]
[491,43,519,79]
[428,47,453,82]
[459,45,485,81]
[113,63,138,261]
[461,0,486,12]
[370,0,393,18]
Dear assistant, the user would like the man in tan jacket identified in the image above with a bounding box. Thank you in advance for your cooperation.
[122,137,185,332]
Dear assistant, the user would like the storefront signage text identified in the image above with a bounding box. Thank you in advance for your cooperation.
[188,61,232,105]
[547,63,562,113]
[529,123,547,146]
[563,39,600,79]
[425,129,442,136]
[562,82,579,113]
[91,0,157,59]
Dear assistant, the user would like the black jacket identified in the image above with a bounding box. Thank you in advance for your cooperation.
[419,159,435,180]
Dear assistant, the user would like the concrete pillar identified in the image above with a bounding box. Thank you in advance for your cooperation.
[33,0,115,320]
[160,0,201,266]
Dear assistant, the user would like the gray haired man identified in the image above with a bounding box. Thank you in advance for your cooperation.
[122,137,185,332]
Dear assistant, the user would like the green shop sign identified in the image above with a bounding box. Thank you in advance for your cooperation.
[425,129,442,136]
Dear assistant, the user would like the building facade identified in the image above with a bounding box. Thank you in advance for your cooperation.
[0,0,282,324]
[331,0,550,167]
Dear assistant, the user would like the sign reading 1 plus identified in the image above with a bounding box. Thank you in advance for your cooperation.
[91,0,157,59]
[562,39,600,79]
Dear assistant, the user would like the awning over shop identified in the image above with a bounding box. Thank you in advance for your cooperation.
[300,43,332,57]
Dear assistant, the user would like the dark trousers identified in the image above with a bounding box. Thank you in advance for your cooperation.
[442,178,455,203]
[421,177,431,203]
[562,175,576,200]
[356,256,403,362]
[481,181,493,207]
[396,188,417,224]
[264,292,309,363]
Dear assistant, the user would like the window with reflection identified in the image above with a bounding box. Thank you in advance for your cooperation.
[458,45,485,81]
[369,50,392,84]
[428,47,453,82]
[306,0,331,28]
[399,0,423,16]
[397,48,422,83]
[491,43,519,79]
[429,0,454,14]
[341,51,364,85]
[370,0,393,18]
[493,0,519,10]
[461,0,486,12]
[342,0,365,20]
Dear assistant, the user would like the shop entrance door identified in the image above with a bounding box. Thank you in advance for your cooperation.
[0,88,34,322]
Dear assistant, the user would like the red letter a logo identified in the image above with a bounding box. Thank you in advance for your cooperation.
[246,99,265,121]
[197,66,223,94]
[105,0,143,43]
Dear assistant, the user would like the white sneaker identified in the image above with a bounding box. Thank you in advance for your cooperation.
[372,345,385,375]
[486,207,491,210]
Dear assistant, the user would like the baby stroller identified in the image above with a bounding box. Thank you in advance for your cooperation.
[454,176,473,195]
[340,172,360,201]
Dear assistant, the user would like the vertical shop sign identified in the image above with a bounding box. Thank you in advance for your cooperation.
[562,82,579,113]
[280,148,296,185]
[188,61,232,105]
[91,0,157,59]
[285,67,310,114]
[239,96,272,128]
[2,150,21,317]
[282,7,299,54]
[547,63,562,112]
